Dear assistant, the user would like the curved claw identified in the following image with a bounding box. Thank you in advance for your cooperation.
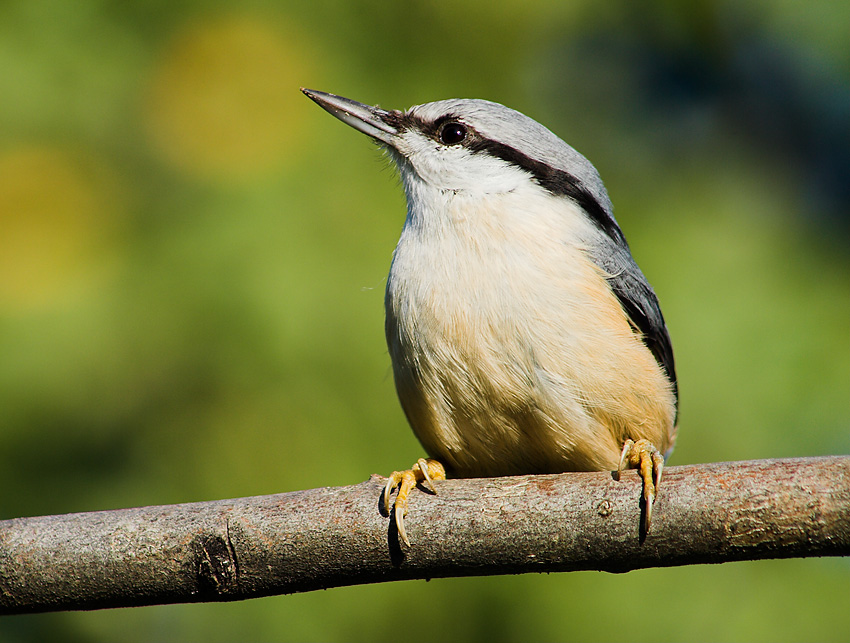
[395,492,410,546]
[616,438,665,533]
[383,472,403,515]
[417,457,437,493]
[616,439,635,480]
[382,459,446,547]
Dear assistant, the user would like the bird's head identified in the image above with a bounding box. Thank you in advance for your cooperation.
[302,89,608,203]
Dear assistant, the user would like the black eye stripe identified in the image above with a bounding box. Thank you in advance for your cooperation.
[432,114,460,128]
[467,137,625,245]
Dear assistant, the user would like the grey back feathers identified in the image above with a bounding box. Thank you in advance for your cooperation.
[400,98,678,411]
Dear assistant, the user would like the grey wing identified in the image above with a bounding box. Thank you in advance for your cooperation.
[587,239,679,418]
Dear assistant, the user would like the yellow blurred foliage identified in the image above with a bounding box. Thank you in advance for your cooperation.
[0,145,122,312]
[144,14,312,182]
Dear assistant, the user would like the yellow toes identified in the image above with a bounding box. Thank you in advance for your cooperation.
[617,438,665,533]
[382,458,446,546]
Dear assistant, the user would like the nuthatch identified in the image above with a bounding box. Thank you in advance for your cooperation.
[303,88,678,544]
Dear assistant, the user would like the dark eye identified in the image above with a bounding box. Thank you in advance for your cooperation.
[439,121,467,145]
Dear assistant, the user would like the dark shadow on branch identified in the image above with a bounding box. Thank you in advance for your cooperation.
[1,456,848,615]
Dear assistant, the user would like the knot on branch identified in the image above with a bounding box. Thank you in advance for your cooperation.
[194,530,239,595]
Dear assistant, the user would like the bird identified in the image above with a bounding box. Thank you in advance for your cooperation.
[302,88,679,545]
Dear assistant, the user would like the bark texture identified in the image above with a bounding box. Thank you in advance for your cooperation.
[1,456,848,614]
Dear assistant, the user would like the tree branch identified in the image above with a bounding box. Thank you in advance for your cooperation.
[1,456,848,614]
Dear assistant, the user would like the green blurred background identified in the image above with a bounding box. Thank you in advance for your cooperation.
[1,0,848,640]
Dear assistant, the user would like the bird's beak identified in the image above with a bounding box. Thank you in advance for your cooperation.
[301,88,399,146]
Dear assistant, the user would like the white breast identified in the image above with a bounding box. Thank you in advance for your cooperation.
[385,180,675,477]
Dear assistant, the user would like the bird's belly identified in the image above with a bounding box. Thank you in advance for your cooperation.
[386,302,622,476]
[385,205,675,477]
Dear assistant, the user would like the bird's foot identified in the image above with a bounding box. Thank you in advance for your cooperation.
[382,458,446,546]
[615,438,664,533]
